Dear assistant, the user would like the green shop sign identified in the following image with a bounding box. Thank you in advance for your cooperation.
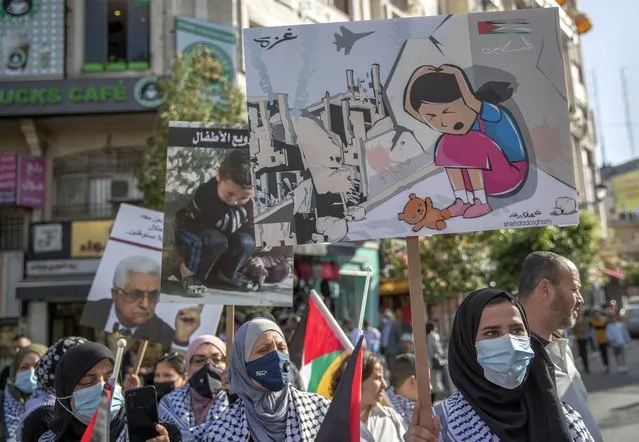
[0,76,164,117]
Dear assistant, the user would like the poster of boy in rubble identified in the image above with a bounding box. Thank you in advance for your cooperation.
[243,8,579,245]
[160,122,293,306]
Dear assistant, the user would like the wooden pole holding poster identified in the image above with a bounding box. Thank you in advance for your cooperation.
[406,235,433,431]
[225,305,235,359]
[133,340,149,377]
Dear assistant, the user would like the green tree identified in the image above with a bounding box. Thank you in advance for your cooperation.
[380,233,492,303]
[136,50,247,210]
[489,211,602,291]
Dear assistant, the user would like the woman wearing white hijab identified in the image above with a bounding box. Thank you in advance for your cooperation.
[204,318,330,441]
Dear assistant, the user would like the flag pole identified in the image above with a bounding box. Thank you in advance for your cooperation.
[357,266,373,331]
[406,236,433,431]
[310,290,354,351]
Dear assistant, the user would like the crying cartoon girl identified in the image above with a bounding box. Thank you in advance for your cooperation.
[404,64,529,219]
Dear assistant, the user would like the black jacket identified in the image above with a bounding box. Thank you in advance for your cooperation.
[81,299,175,346]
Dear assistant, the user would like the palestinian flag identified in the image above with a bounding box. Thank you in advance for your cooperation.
[478,20,530,35]
[289,290,353,399]
[315,335,364,442]
[81,382,112,442]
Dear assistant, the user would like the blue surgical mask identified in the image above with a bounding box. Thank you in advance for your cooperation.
[69,381,124,425]
[475,334,534,389]
[14,369,37,394]
[245,350,291,391]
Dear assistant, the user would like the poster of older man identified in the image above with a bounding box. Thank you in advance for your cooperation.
[80,204,222,349]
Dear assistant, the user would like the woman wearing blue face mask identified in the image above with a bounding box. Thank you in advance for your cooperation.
[0,343,47,442]
[205,318,331,441]
[404,288,595,442]
[20,336,87,442]
[38,341,179,442]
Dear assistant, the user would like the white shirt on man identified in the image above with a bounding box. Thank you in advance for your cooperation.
[545,338,603,442]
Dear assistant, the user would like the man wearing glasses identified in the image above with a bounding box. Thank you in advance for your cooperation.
[82,255,201,348]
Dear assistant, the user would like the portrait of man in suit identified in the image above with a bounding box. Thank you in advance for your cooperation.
[81,255,202,347]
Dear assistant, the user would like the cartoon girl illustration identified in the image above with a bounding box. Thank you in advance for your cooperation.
[404,64,528,218]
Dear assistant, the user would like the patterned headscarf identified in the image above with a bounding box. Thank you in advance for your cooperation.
[35,336,87,394]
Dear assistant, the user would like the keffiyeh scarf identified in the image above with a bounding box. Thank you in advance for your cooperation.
[3,384,26,440]
[433,392,595,442]
[203,388,329,441]
[38,427,129,442]
[387,388,415,426]
[158,386,229,440]
[19,387,56,433]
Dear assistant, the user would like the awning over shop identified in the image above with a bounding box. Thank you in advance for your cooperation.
[600,268,625,280]
[16,276,93,302]
[379,278,410,296]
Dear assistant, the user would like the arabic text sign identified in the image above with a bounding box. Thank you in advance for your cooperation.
[110,203,164,251]
[242,8,577,245]
[17,155,45,208]
[168,126,249,149]
[70,220,113,258]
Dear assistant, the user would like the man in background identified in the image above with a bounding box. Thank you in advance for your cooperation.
[0,334,31,390]
[518,251,603,442]
[363,320,381,353]
[572,311,592,373]
[381,309,402,372]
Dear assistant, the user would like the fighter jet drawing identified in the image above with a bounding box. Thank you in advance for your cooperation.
[333,26,375,55]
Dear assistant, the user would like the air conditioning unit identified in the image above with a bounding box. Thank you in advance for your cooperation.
[110,176,144,203]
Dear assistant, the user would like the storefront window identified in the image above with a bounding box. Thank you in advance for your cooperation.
[52,148,144,220]
[49,302,102,343]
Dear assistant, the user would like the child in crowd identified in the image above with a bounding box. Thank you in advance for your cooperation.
[174,149,256,295]
[387,353,418,426]
[606,313,631,373]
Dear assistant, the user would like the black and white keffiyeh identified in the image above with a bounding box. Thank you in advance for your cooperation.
[38,427,129,442]
[19,386,56,436]
[203,388,330,441]
[159,385,229,439]
[3,384,25,440]
[434,392,594,442]
[387,387,415,426]
[35,337,88,393]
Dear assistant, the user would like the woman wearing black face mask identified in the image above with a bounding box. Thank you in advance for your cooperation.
[205,318,330,441]
[153,353,187,401]
[158,335,228,440]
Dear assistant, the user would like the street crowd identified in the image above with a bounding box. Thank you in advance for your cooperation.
[0,251,631,441]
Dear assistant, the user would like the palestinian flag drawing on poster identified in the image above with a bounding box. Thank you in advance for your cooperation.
[315,335,365,442]
[477,19,531,35]
[289,290,353,398]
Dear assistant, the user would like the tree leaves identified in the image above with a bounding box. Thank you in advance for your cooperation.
[381,212,605,302]
[136,49,247,210]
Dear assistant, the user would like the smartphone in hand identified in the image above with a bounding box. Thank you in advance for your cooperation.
[124,386,160,442]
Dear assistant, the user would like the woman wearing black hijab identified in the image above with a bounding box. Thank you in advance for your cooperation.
[404,288,594,442]
[37,342,180,442]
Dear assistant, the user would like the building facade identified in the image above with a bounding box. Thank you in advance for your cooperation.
[2,0,403,346]
[0,0,599,344]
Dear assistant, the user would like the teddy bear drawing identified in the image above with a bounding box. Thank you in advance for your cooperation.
[398,193,451,231]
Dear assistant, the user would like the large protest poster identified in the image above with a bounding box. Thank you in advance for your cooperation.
[243,8,578,245]
[80,204,222,348]
[160,122,293,306]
